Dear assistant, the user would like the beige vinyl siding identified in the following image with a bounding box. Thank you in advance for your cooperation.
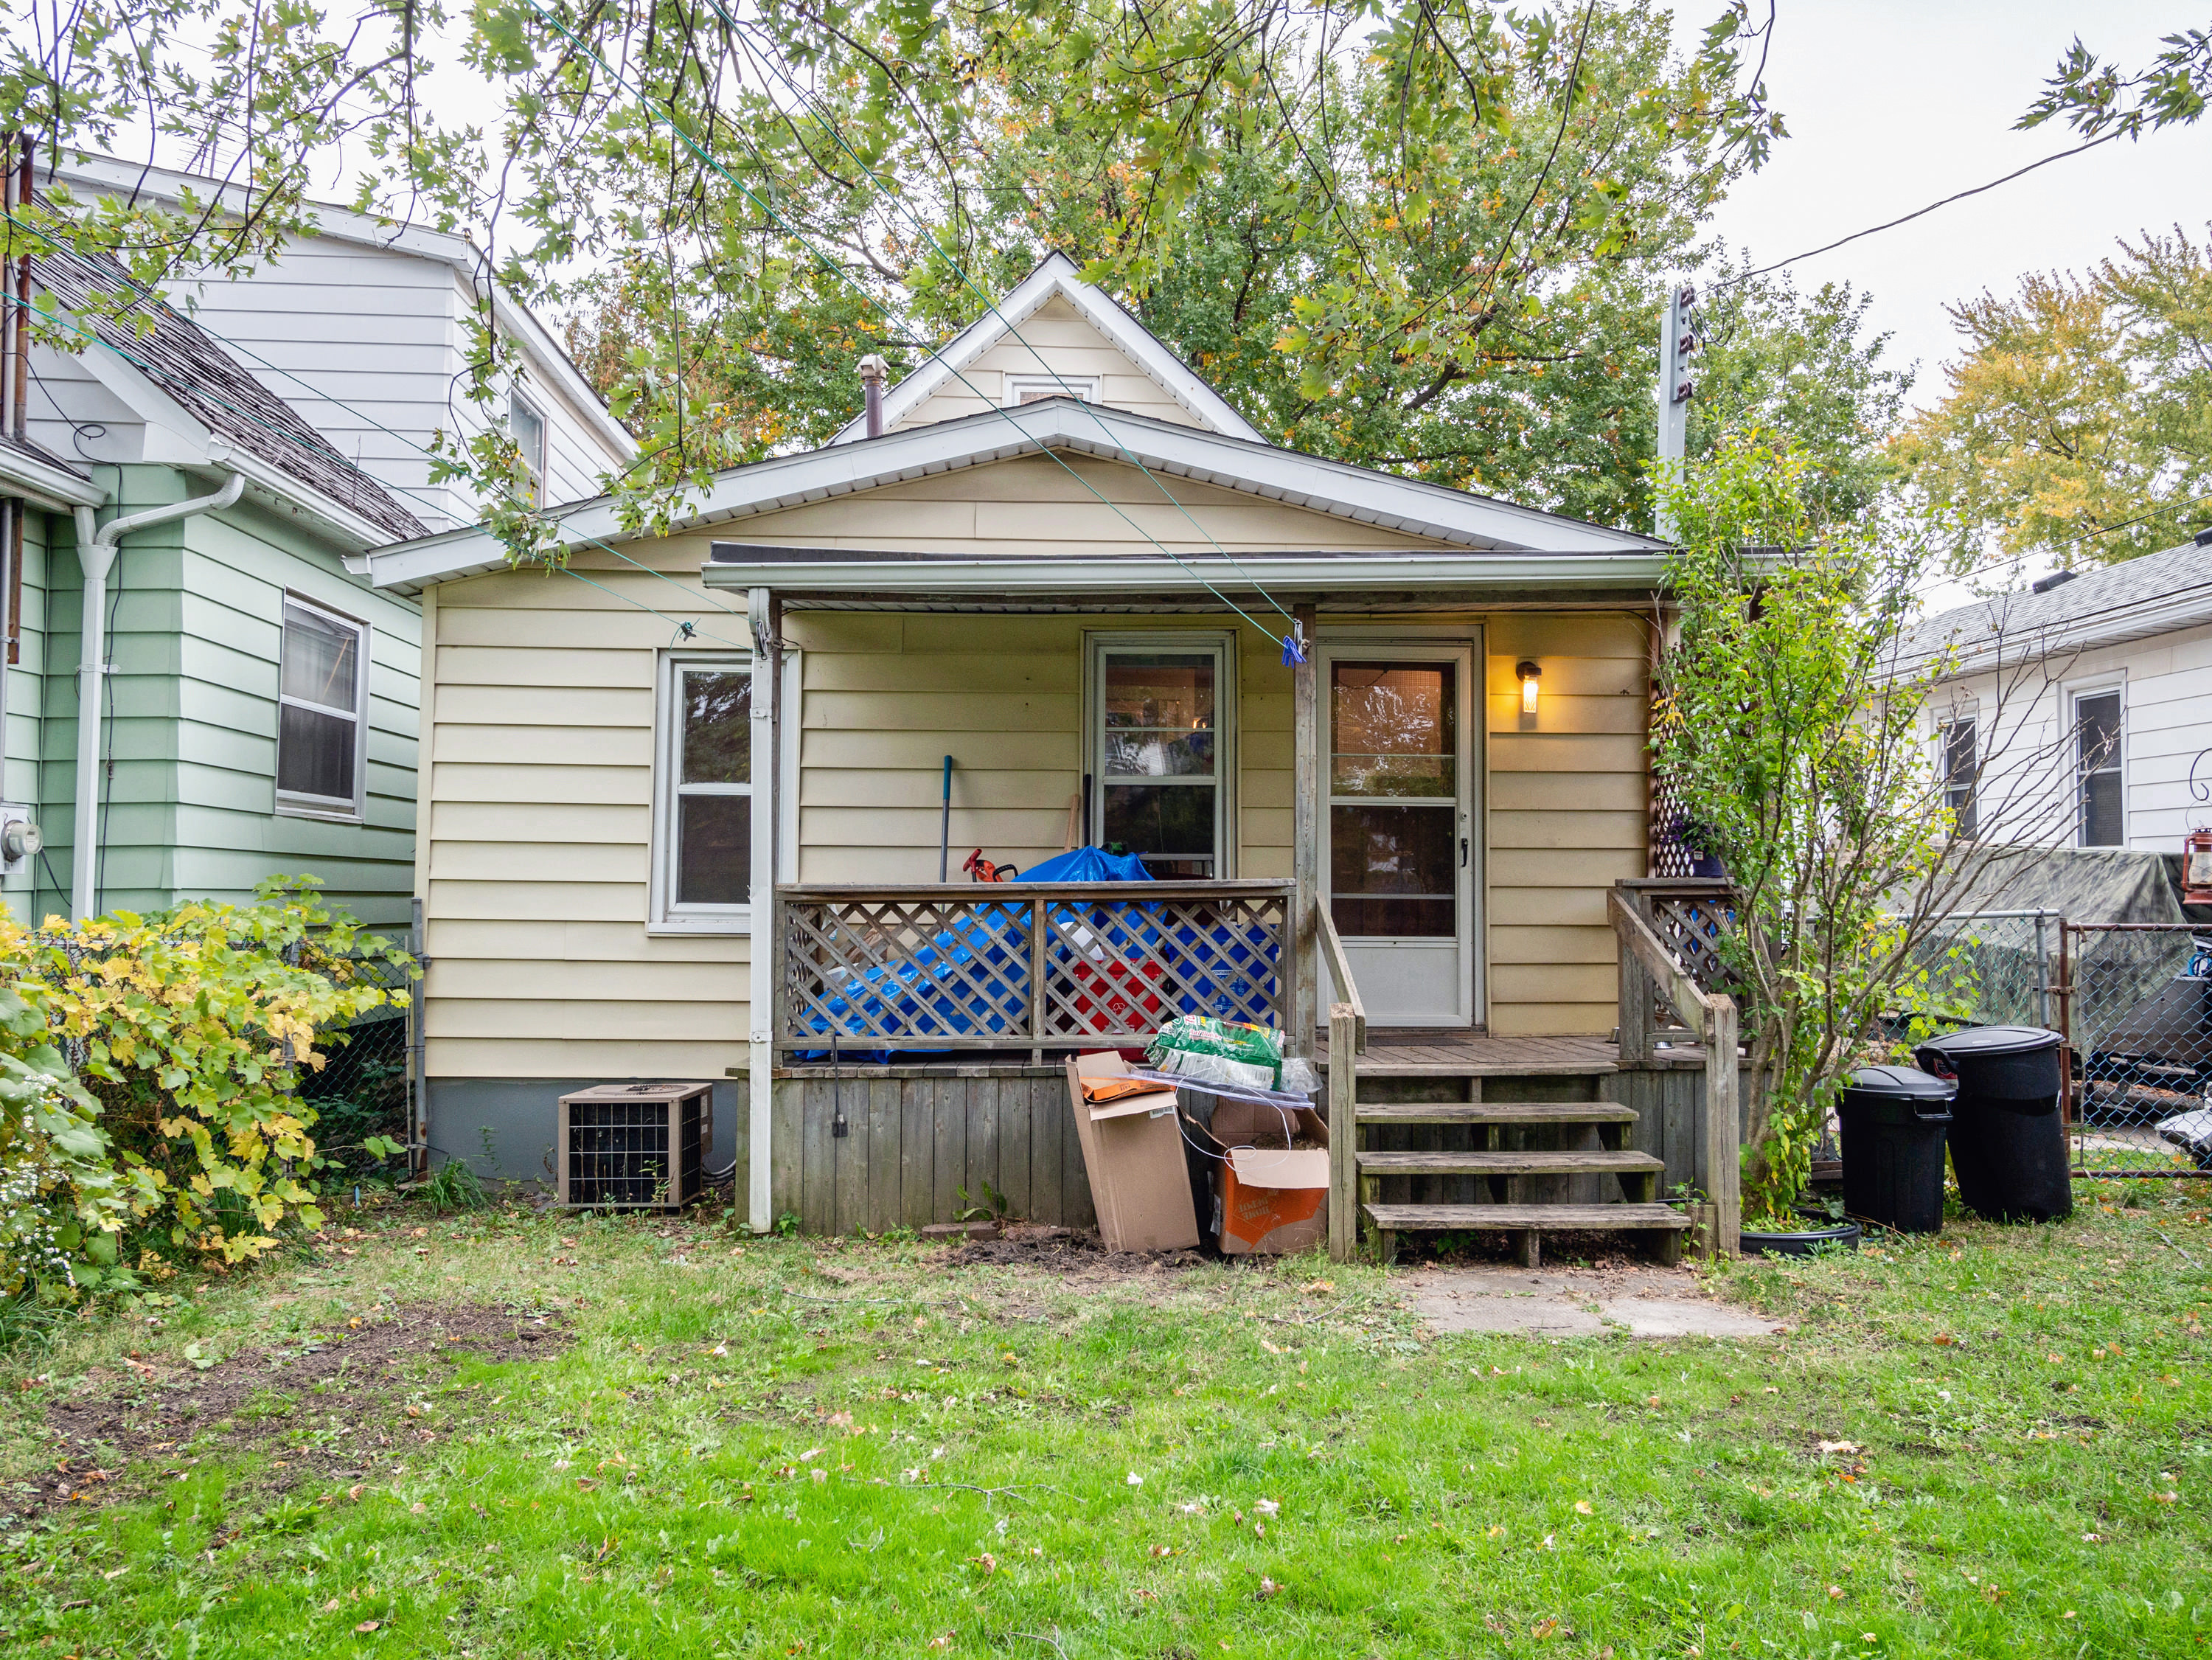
[1484,612,1652,1037]
[678,449,1443,559]
[787,611,1293,883]
[892,294,1212,432]
[422,550,751,1081]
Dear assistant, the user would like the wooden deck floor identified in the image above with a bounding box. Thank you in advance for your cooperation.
[1315,1029,1708,1075]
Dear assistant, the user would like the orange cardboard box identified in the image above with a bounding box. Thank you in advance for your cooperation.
[1194,1097,1331,1255]
[1065,1051,1201,1253]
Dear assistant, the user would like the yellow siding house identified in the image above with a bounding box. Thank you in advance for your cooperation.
[363,254,1678,1231]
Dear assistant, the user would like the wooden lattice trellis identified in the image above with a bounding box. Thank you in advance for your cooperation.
[776,881,1291,1050]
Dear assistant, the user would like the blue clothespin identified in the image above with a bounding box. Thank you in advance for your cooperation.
[1280,620,1308,667]
[674,620,698,642]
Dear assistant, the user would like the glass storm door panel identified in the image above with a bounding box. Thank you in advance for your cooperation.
[1322,648,1476,1026]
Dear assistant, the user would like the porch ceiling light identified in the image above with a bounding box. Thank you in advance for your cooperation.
[1516,659,1542,715]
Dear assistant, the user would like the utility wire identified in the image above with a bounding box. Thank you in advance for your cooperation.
[515,0,1300,652]
[720,14,1301,633]
[1728,131,2126,286]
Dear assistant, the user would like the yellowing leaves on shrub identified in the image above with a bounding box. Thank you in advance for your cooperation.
[2,877,414,1267]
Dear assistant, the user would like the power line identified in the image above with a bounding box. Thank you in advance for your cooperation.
[516,0,1301,653]
[1728,131,2125,286]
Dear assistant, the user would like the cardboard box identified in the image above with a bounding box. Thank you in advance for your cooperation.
[1065,1052,1201,1253]
[1194,1097,1332,1255]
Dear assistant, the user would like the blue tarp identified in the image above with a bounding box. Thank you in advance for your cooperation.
[796,847,1277,1060]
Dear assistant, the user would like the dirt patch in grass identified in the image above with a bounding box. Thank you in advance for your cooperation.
[7,1302,568,1524]
[943,1223,1207,1276]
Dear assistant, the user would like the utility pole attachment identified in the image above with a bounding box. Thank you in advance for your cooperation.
[1654,281,1699,542]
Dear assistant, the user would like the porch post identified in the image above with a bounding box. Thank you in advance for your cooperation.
[1290,601,1319,1053]
[746,587,777,1233]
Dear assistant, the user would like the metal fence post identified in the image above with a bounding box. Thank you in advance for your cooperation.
[2034,911,2050,1029]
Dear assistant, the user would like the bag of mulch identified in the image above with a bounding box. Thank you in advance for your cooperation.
[1147,1015,1322,1097]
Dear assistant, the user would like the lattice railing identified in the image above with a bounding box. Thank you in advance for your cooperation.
[1613,878,1739,1052]
[776,881,1292,1050]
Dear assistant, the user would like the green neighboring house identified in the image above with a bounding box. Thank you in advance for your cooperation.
[0,246,428,931]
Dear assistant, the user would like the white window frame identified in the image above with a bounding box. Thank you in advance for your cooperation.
[1006,372,1100,407]
[274,592,369,823]
[2069,676,2127,849]
[1935,706,1979,840]
[651,650,755,934]
[509,390,547,498]
[1084,631,1237,878]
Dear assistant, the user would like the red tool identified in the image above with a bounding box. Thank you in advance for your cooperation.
[962,849,1019,883]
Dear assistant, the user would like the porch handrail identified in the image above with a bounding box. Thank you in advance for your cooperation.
[773,879,1294,1050]
[1315,905,1367,1056]
[1318,904,1369,1262]
[1609,885,1741,1258]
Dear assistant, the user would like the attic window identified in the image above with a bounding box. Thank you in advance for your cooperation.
[509,392,547,498]
[1006,373,1099,406]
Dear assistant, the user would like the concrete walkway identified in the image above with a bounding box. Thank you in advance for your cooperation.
[1403,1264,1781,1339]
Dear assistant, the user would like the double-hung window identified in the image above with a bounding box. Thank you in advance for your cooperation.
[2073,687,2124,847]
[1939,717,1978,839]
[654,654,752,928]
[1088,634,1231,878]
[276,596,368,819]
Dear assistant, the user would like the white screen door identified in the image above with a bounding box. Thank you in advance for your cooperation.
[1320,645,1476,1026]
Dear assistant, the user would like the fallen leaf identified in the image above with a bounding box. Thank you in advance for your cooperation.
[1256,1576,1283,1600]
[1531,1616,1559,1638]
[1829,1586,1844,1600]
[799,1448,823,1462]
[1573,1500,1593,1515]
[1126,1472,1144,1487]
[827,1412,853,1428]
[1818,1440,1860,1456]
[323,1599,341,1613]
[1253,1498,1279,1516]
[355,1620,380,1633]
[972,1552,997,1574]
[928,1636,953,1653]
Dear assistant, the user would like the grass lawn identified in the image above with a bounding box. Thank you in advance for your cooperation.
[3,1176,2208,1659]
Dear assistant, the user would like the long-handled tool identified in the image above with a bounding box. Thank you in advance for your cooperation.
[938,754,953,881]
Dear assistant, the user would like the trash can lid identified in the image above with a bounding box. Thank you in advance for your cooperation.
[1842,1064,1956,1100]
[1913,1024,2063,1058]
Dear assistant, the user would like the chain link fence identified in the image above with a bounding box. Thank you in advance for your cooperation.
[297,906,423,1182]
[2061,923,2212,1179]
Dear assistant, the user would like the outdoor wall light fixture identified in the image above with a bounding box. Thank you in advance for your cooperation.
[1516,660,1542,715]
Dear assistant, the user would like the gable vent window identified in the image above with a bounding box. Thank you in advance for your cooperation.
[1006,373,1099,406]
[276,597,368,819]
[509,392,547,500]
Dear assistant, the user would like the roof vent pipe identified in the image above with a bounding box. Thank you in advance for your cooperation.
[2030,569,2079,594]
[68,472,243,923]
[2194,526,2212,548]
[858,353,887,440]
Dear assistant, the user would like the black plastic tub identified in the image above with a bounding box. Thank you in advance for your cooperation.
[1740,1221,1862,1257]
[1837,1064,1955,1234]
[1916,1026,2071,1223]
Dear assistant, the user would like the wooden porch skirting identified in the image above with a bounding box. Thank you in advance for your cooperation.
[738,1040,1740,1237]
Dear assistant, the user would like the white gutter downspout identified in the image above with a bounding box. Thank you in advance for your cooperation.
[68,472,243,923]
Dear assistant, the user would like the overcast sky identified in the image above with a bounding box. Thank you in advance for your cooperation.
[1682,1,2208,411]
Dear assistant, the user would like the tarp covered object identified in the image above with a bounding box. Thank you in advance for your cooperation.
[794,847,1278,1060]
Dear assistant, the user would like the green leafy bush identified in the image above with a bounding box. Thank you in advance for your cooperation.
[0,990,127,1296]
[1,878,414,1268]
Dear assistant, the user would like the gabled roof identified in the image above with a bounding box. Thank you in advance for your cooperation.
[36,246,428,543]
[827,252,1265,445]
[47,151,636,462]
[363,396,1667,596]
[1902,540,2212,677]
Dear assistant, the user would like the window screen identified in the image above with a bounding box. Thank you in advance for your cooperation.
[276,600,365,813]
[665,662,751,911]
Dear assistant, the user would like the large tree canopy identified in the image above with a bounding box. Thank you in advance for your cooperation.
[5,0,1910,546]
[1896,226,2212,571]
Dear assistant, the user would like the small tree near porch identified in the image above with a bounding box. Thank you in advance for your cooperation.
[1655,434,1971,1228]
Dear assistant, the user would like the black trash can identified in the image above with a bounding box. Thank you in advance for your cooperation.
[1837,1065,1955,1233]
[1913,1026,2071,1223]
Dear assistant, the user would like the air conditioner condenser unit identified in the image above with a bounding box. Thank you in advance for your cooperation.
[556,1081,714,1209]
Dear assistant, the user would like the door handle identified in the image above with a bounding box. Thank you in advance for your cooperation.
[1460,836,1469,869]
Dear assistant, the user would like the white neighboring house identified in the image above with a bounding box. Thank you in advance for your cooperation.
[41,153,635,529]
[1902,537,2212,853]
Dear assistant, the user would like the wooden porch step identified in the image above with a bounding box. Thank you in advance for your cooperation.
[1349,1057,1619,1080]
[1357,1149,1663,1177]
[1362,1201,1691,1267]
[1363,1201,1689,1232]
[1356,1102,1636,1126]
